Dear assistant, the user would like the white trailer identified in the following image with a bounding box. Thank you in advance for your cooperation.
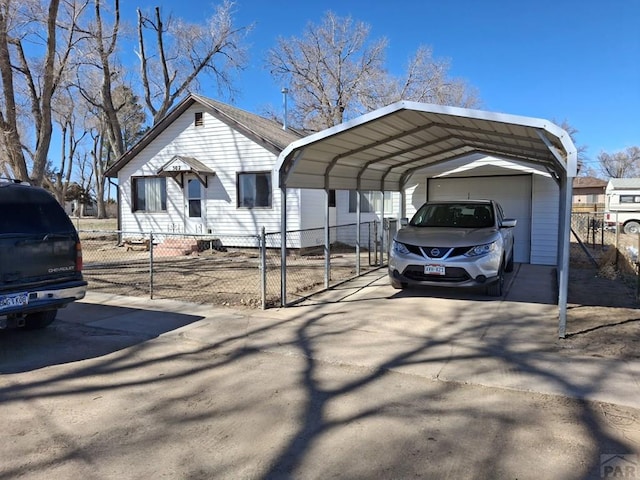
[604,178,640,234]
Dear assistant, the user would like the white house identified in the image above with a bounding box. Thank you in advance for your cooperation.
[106,94,562,265]
[105,94,398,247]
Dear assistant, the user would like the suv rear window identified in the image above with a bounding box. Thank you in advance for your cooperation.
[0,186,75,235]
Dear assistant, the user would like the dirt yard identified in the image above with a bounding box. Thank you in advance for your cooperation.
[564,236,640,360]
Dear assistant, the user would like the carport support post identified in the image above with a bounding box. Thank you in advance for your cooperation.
[149,231,154,299]
[379,190,385,265]
[356,191,361,276]
[260,227,266,310]
[280,186,288,307]
[358,189,364,274]
[324,189,330,289]
[557,176,574,338]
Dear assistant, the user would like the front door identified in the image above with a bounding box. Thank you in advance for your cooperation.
[184,176,205,234]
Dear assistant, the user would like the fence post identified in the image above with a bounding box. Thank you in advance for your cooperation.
[615,212,620,267]
[373,221,378,265]
[149,231,154,299]
[260,227,267,310]
[355,221,361,276]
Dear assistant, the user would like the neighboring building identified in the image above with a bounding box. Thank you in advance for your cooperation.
[572,176,607,211]
[64,199,97,217]
[104,94,396,247]
[604,178,640,234]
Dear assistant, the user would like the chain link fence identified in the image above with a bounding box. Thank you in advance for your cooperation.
[263,222,386,307]
[571,212,640,294]
[80,215,640,308]
[79,221,390,309]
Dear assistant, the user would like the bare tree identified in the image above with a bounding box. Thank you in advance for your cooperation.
[113,84,146,150]
[51,87,87,204]
[77,83,143,218]
[136,0,250,124]
[267,11,480,131]
[388,46,479,108]
[0,0,86,186]
[71,0,138,217]
[598,146,640,178]
[554,119,588,174]
[0,0,30,181]
[267,12,387,130]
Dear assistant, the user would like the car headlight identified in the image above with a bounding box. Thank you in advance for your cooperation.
[464,241,496,257]
[392,240,410,255]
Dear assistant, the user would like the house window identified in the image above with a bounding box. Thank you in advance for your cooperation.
[195,112,204,127]
[187,178,202,217]
[132,177,167,212]
[348,191,392,213]
[328,189,336,208]
[238,172,272,208]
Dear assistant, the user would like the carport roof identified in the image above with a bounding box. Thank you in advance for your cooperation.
[277,101,577,191]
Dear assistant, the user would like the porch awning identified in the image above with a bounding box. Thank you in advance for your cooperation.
[157,155,215,187]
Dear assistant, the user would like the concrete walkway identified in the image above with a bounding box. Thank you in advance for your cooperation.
[62,263,640,410]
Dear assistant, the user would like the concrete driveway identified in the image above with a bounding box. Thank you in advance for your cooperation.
[1,264,639,479]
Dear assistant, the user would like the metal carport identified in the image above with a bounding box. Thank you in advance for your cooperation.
[276,101,577,337]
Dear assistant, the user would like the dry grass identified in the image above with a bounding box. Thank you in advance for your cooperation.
[72,217,118,231]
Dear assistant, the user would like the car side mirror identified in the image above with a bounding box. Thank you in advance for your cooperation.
[501,218,517,228]
[400,217,409,227]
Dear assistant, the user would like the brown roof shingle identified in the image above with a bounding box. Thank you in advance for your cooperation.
[105,93,303,177]
[573,176,607,189]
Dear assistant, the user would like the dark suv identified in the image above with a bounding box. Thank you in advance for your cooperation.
[0,180,87,329]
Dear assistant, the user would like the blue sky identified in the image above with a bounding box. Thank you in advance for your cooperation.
[132,0,639,172]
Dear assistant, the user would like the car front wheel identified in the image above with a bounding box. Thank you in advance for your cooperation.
[505,249,514,273]
[390,277,407,290]
[486,266,504,297]
[23,310,58,330]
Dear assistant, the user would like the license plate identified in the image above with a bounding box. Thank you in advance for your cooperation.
[424,264,445,275]
[0,292,29,310]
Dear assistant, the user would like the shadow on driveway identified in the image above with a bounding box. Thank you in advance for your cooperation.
[0,301,204,374]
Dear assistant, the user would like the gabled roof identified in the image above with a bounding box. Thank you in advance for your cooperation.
[105,93,303,178]
[158,155,214,175]
[157,155,215,187]
[572,176,607,189]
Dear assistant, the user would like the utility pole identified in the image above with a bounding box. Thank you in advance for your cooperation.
[281,87,289,130]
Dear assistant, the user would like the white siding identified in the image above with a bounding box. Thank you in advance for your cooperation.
[299,189,326,230]
[530,175,559,265]
[404,183,425,219]
[331,190,402,246]
[118,105,303,241]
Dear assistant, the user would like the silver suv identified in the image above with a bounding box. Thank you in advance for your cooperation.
[0,180,87,329]
[388,200,516,296]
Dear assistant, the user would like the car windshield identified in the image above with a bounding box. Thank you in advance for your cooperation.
[410,203,494,228]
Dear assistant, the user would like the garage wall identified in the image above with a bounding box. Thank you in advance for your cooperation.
[426,175,532,264]
[530,175,559,265]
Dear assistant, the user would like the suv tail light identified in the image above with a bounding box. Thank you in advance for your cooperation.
[76,241,83,271]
